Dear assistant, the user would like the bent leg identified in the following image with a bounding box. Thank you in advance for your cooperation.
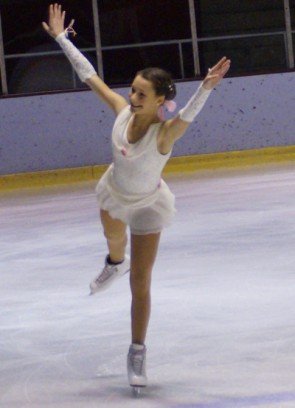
[130,232,161,345]
[100,209,128,262]
[90,210,128,294]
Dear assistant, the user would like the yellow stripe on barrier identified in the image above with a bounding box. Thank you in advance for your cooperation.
[0,146,294,191]
[0,166,97,191]
[162,145,295,174]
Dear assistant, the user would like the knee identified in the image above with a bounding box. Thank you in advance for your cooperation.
[103,229,127,245]
[130,269,152,298]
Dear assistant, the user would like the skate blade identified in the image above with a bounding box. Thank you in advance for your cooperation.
[131,385,145,397]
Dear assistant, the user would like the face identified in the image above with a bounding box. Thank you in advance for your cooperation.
[129,75,165,116]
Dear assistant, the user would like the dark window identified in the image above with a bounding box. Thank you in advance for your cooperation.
[289,0,295,67]
[5,52,96,94]
[198,35,286,76]
[194,0,285,37]
[290,0,295,25]
[194,0,287,76]
[1,0,95,55]
[98,0,191,84]
[98,0,191,45]
[181,43,195,78]
[1,0,95,94]
[0,0,294,96]
[103,44,182,85]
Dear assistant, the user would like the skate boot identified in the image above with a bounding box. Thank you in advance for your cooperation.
[89,254,130,294]
[127,343,147,395]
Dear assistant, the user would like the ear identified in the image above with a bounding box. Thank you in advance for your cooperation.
[157,95,165,106]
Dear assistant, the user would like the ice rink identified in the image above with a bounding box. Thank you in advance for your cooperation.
[1,164,295,408]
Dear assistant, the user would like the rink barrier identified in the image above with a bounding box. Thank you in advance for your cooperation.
[0,145,294,191]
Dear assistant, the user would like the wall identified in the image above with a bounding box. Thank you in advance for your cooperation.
[0,72,294,175]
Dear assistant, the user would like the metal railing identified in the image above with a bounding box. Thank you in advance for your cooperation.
[284,0,294,68]
[0,0,294,96]
[0,9,8,94]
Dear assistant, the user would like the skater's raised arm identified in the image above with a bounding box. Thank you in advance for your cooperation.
[42,4,128,115]
[162,57,231,143]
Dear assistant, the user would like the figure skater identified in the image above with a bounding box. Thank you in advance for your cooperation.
[43,3,230,392]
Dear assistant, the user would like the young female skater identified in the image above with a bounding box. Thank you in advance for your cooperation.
[43,4,230,391]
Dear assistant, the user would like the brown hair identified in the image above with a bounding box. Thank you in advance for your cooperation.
[136,67,176,101]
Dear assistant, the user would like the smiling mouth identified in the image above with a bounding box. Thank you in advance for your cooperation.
[131,104,142,109]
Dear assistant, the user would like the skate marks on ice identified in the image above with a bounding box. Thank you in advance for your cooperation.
[1,165,295,407]
[171,391,295,408]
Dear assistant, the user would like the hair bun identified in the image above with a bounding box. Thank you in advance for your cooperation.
[136,67,177,101]
[166,82,176,101]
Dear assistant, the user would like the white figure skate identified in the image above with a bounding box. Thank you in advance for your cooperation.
[127,344,147,396]
[89,254,130,294]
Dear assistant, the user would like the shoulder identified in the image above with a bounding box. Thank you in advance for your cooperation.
[156,115,191,153]
[114,105,131,125]
[112,106,131,138]
[116,104,131,118]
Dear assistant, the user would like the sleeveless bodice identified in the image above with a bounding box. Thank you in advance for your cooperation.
[110,106,172,196]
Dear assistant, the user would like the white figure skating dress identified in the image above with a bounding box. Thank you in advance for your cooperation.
[95,106,176,235]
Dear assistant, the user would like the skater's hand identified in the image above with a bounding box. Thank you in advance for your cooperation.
[202,57,231,90]
[42,3,66,39]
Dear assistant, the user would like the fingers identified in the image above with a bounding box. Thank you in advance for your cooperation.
[45,3,67,38]
[218,56,228,67]
[220,64,231,77]
[42,21,50,32]
[208,64,230,79]
[220,60,231,76]
[204,56,231,89]
[54,3,61,16]
[49,4,53,18]
[49,3,63,17]
[208,58,231,78]
[210,56,230,73]
[205,74,219,81]
[53,3,60,14]
[222,62,230,72]
[211,56,227,72]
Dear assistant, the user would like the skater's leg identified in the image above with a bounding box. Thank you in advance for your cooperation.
[130,232,161,345]
[90,210,128,294]
[100,209,128,263]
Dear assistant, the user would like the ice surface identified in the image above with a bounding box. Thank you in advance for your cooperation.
[0,164,295,407]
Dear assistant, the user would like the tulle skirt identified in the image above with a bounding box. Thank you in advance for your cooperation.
[95,165,176,235]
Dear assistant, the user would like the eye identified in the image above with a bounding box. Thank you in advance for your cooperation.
[131,87,135,94]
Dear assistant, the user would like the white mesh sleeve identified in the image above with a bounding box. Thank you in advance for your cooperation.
[55,32,96,82]
[178,83,212,123]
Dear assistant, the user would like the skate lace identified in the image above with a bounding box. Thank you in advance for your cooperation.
[95,264,117,283]
[131,352,144,375]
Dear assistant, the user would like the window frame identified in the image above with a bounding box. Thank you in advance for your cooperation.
[0,0,294,97]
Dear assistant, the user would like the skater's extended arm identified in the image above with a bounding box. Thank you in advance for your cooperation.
[161,57,231,144]
[42,4,128,115]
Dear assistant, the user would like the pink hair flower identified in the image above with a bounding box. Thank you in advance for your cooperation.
[164,100,177,112]
[158,100,177,120]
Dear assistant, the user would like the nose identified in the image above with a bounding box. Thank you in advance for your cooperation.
[130,95,138,107]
